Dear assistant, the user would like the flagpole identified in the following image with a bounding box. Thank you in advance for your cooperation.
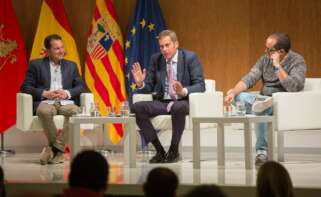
[0,133,15,156]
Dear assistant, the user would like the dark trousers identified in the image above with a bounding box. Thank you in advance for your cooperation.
[132,100,189,148]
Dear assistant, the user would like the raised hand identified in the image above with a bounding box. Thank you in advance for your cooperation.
[131,62,146,88]
[270,51,281,67]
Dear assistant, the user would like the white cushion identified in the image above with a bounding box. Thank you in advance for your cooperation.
[303,78,321,92]
[273,90,321,131]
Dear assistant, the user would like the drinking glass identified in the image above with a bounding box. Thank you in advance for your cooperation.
[236,100,246,116]
[224,105,232,117]
[120,101,130,117]
[107,106,116,117]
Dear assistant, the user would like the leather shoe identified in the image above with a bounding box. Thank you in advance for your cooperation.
[165,151,180,163]
[40,146,54,165]
[49,151,65,164]
[149,152,166,163]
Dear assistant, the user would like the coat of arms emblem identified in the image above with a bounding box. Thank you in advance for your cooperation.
[0,24,17,71]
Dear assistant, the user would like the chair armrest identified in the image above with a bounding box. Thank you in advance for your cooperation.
[80,93,94,114]
[189,91,223,129]
[189,91,223,118]
[205,79,216,93]
[273,91,321,131]
[132,94,153,104]
[16,93,34,131]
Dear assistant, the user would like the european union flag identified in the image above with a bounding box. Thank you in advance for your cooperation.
[125,0,166,148]
[125,0,166,103]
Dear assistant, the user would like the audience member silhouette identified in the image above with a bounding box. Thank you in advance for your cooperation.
[256,161,294,197]
[184,184,226,197]
[0,165,5,197]
[144,167,179,197]
[62,150,109,197]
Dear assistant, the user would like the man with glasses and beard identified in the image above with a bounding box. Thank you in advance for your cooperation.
[224,32,306,166]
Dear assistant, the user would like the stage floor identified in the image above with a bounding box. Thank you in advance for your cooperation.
[2,151,321,196]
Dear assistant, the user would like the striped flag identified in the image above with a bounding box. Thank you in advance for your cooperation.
[85,0,126,144]
[30,0,81,73]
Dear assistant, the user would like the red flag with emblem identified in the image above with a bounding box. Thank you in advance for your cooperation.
[85,0,126,144]
[0,0,28,133]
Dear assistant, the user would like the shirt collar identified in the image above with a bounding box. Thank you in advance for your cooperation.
[49,58,61,67]
[167,50,178,64]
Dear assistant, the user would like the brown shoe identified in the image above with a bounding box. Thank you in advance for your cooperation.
[49,151,65,164]
[40,146,54,165]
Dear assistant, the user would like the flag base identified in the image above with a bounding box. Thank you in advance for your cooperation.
[0,149,15,157]
[0,133,15,157]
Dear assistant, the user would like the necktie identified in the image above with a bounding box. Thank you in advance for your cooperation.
[167,61,176,112]
[168,61,176,100]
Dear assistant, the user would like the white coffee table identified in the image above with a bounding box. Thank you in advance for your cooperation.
[192,115,274,169]
[69,116,136,168]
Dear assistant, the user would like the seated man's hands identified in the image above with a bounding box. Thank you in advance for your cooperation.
[224,89,235,106]
[42,90,57,100]
[53,89,68,100]
[42,89,68,100]
[270,51,281,67]
[173,81,187,97]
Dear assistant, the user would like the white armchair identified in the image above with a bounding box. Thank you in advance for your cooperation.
[273,78,321,161]
[132,79,223,150]
[16,93,94,131]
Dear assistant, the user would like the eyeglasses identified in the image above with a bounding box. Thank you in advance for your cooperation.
[265,47,278,54]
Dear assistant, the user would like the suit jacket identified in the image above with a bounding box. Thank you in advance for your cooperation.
[137,49,205,100]
[20,57,86,114]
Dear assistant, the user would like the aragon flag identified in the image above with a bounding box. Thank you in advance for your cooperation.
[0,0,28,132]
[85,0,127,144]
[30,0,81,73]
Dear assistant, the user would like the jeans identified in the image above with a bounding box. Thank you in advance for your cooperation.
[233,92,273,153]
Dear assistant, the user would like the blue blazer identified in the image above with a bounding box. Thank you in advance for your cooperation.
[20,57,86,113]
[137,49,205,100]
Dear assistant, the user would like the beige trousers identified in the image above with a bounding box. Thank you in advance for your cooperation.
[36,102,80,152]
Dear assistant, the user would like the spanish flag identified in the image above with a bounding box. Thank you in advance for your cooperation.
[30,0,81,73]
[85,0,126,144]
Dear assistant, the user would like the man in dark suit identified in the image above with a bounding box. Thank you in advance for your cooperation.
[131,30,205,163]
[21,34,85,165]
